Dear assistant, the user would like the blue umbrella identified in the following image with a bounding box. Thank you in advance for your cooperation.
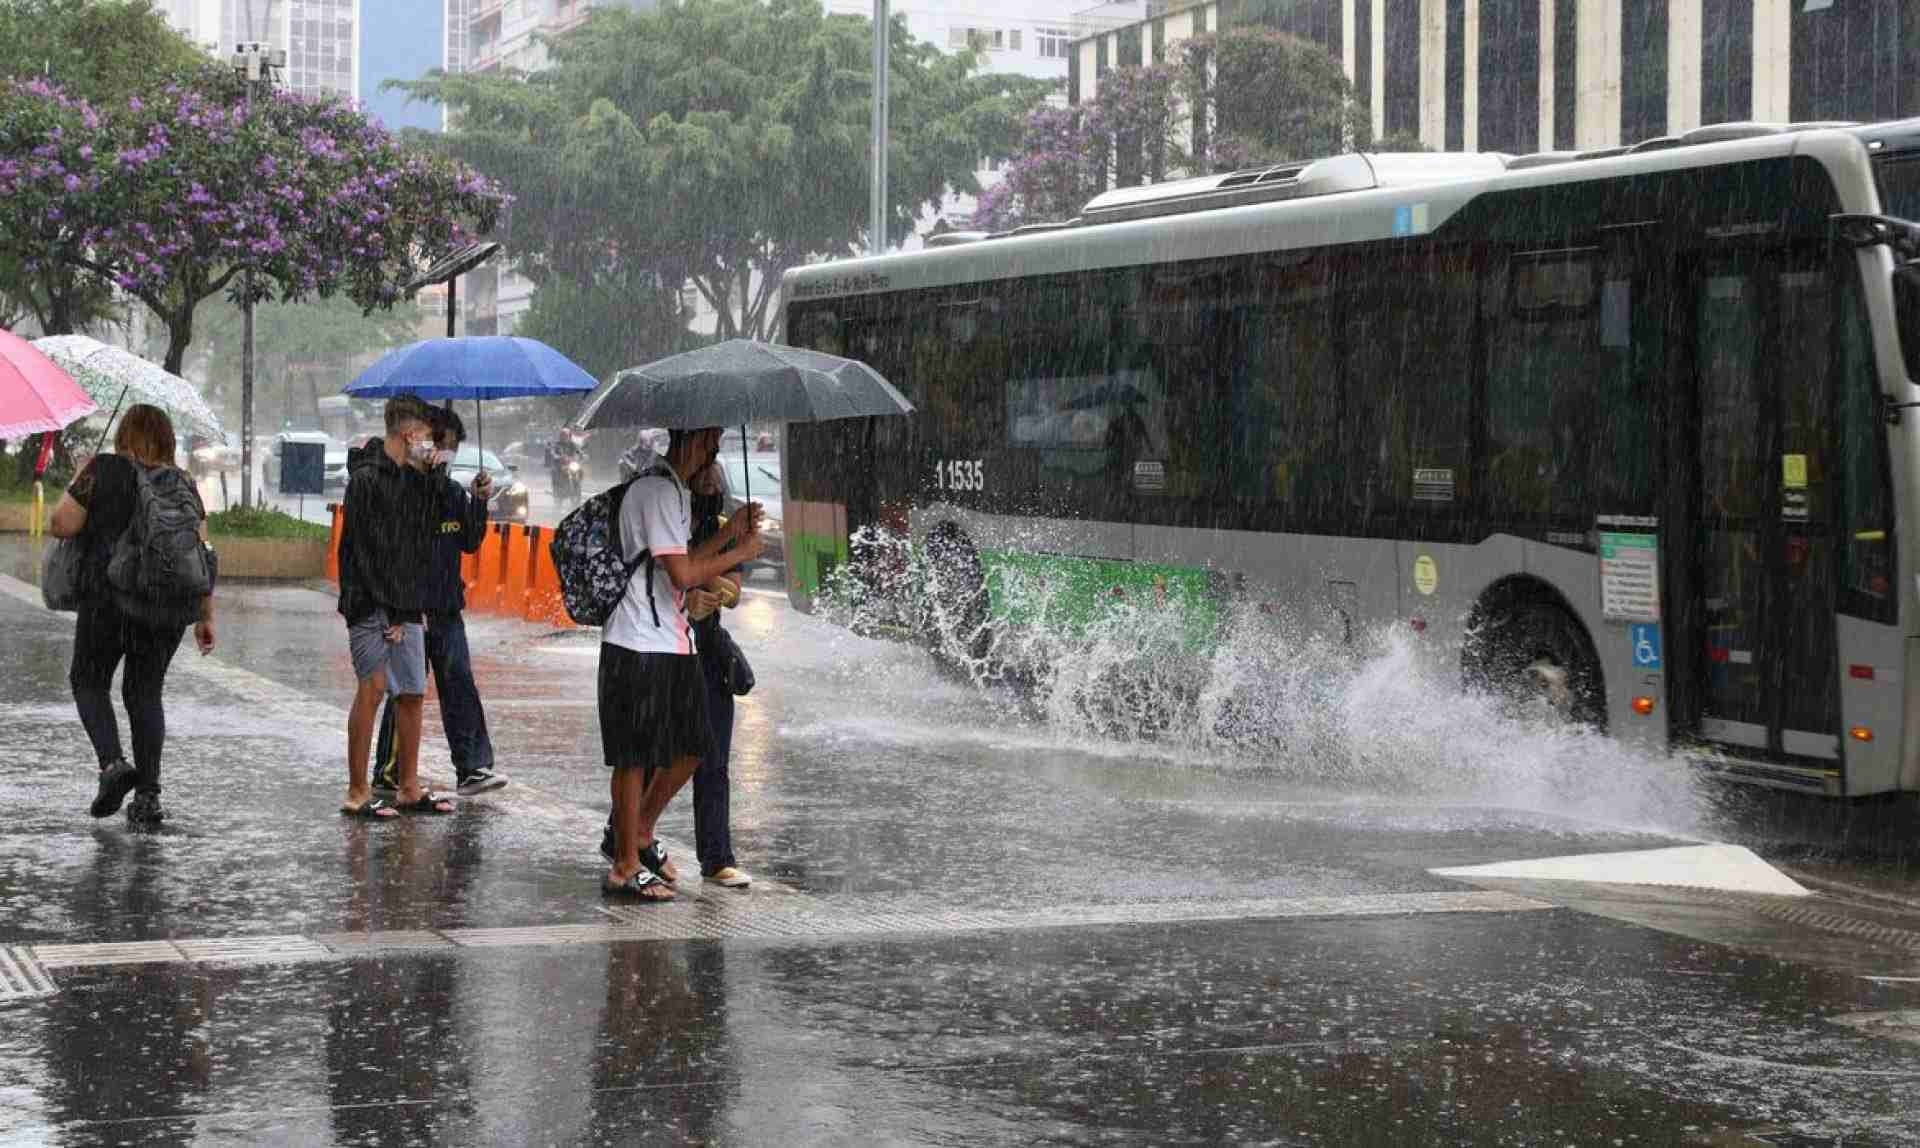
[344,336,598,455]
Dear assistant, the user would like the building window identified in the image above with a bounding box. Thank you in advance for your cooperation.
[1445,0,1464,150]
[1010,29,1022,51]
[1553,0,1576,148]
[1620,0,1668,144]
[1039,29,1073,58]
[1479,0,1539,154]
[1700,0,1752,125]
[1384,0,1419,139]
[1791,0,1915,123]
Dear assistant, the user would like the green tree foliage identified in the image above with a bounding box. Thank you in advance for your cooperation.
[516,276,704,386]
[981,28,1374,230]
[1179,27,1370,169]
[0,0,205,333]
[184,296,421,429]
[404,0,1048,346]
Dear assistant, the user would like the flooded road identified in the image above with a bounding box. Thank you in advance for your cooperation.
[1,555,1918,1144]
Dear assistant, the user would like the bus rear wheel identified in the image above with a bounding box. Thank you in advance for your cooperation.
[1465,602,1606,730]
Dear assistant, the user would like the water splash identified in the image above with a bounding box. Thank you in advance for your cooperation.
[818,527,1709,837]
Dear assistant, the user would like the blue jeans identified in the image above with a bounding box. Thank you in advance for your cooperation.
[375,611,494,785]
[693,671,737,874]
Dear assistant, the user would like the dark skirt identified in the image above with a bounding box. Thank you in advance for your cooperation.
[598,643,714,776]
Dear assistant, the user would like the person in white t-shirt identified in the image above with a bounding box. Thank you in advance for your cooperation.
[598,426,765,902]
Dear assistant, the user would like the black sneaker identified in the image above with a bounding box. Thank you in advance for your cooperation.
[89,760,138,818]
[456,769,508,797]
[126,792,164,829]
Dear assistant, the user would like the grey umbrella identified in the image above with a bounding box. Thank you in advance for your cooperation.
[574,339,914,501]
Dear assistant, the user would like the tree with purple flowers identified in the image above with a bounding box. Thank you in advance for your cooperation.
[0,66,506,372]
[979,28,1380,232]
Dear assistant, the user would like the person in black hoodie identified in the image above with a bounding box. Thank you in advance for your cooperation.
[337,395,451,819]
[372,405,506,797]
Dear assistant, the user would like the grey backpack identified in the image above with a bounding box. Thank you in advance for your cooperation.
[107,462,214,627]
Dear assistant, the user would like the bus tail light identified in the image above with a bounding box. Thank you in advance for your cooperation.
[1851,726,1874,743]
[1631,696,1656,716]
[1849,664,1875,680]
[1409,617,1428,633]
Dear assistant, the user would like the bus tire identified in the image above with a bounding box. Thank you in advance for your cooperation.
[1464,599,1606,730]
[922,522,993,668]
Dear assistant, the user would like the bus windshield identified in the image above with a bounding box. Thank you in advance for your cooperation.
[1874,152,1920,222]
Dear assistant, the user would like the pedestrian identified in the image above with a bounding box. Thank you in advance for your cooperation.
[48,404,216,829]
[337,394,452,819]
[371,405,508,798]
[599,427,764,901]
[600,456,753,888]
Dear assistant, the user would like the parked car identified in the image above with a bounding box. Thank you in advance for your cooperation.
[265,431,348,492]
[448,445,531,522]
[189,431,243,475]
[720,453,784,578]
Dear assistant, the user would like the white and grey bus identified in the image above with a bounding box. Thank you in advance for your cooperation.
[781,119,1920,798]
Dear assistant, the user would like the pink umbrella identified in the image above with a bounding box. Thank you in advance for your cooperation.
[0,328,96,439]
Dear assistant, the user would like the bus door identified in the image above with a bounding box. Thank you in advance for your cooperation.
[1678,245,1843,767]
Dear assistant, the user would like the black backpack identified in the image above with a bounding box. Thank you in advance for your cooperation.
[550,463,672,628]
[107,462,215,628]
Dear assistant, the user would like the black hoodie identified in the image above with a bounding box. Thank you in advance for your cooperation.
[337,438,440,626]
[422,468,489,613]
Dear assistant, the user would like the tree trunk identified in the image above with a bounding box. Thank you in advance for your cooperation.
[162,306,193,375]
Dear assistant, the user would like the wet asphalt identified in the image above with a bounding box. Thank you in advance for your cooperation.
[2,535,1920,1145]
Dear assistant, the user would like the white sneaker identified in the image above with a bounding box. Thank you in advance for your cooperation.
[704,867,751,888]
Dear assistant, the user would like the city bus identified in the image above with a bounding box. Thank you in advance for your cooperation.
[781,119,1920,798]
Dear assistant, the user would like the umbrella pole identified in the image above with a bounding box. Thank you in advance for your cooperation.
[741,424,749,506]
[92,386,128,458]
[476,398,484,462]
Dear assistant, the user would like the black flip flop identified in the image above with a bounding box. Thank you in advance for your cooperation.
[602,869,673,901]
[639,840,677,884]
[341,797,397,820]
[397,792,455,815]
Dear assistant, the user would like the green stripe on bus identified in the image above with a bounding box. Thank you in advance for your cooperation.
[791,530,849,597]
[979,550,1218,651]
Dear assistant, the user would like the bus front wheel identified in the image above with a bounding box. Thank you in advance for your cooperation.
[1464,601,1606,730]
[922,523,993,669]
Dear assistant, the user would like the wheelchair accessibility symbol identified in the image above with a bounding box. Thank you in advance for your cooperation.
[1630,623,1662,670]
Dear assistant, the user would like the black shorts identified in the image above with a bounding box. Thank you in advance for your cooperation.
[598,644,713,776]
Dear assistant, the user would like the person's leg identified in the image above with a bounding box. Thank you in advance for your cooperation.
[433,613,496,782]
[392,692,428,799]
[347,668,389,808]
[70,602,127,768]
[371,690,399,792]
[120,621,184,797]
[692,675,736,875]
[636,755,700,880]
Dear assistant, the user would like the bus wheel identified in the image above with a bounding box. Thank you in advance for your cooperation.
[1465,602,1606,730]
[922,523,993,668]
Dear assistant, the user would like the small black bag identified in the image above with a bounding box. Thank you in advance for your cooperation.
[711,626,755,696]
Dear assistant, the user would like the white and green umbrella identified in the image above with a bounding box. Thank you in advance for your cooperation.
[32,334,223,439]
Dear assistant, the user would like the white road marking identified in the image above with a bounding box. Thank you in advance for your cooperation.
[1432,843,1811,897]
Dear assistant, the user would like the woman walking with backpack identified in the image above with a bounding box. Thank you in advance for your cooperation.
[49,404,216,829]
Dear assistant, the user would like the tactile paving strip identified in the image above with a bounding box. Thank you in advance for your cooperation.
[0,946,56,1001]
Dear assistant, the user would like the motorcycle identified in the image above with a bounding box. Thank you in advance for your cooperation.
[553,457,584,508]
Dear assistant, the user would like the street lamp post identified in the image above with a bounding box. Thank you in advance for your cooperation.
[230,30,284,509]
[407,241,503,447]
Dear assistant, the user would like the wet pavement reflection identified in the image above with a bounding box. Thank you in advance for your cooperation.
[0,541,1918,1144]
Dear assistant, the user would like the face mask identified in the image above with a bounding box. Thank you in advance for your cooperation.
[407,438,436,468]
[432,449,457,468]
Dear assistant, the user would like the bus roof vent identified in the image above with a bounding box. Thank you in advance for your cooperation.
[1079,152,1379,224]
[1507,151,1582,170]
[925,230,990,248]
[1679,122,1786,145]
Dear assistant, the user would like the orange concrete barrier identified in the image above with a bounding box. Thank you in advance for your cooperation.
[469,524,506,614]
[500,524,533,617]
[524,529,575,629]
[325,504,344,584]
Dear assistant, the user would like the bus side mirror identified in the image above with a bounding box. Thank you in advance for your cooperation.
[1895,264,1920,388]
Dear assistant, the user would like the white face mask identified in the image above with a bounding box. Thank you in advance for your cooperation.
[406,438,436,467]
[432,449,457,468]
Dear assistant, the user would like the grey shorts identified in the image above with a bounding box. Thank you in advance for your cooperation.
[347,610,428,697]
